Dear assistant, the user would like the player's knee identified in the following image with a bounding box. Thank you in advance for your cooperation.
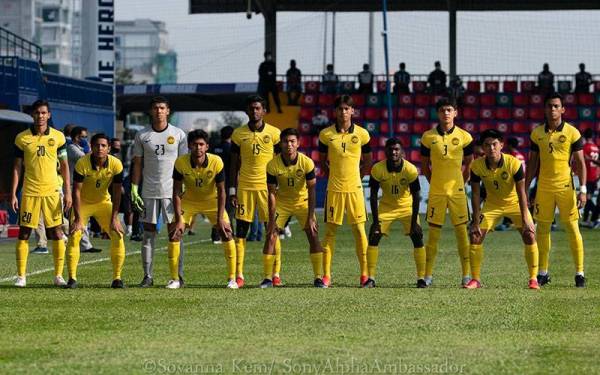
[236,220,250,238]
[219,228,232,242]
[18,227,32,240]
[410,233,424,248]
[46,226,62,240]
[143,222,157,232]
[522,230,535,245]
[368,231,382,246]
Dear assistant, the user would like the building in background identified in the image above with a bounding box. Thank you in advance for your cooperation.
[0,0,42,46]
[39,0,80,76]
[115,18,176,84]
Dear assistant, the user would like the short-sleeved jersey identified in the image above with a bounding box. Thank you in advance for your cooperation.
[530,122,583,192]
[266,153,315,204]
[133,123,187,199]
[73,154,124,204]
[470,154,524,206]
[14,126,66,197]
[172,153,225,203]
[420,125,473,196]
[370,159,419,208]
[318,124,371,192]
[231,123,281,191]
[583,142,599,182]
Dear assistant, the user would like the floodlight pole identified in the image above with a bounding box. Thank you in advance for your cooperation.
[382,0,393,138]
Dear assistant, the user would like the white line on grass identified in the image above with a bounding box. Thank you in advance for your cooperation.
[0,239,211,283]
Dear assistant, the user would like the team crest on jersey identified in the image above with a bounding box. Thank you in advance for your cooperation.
[351,135,359,144]
[206,170,213,179]
[501,171,509,180]
[48,138,55,146]
[295,169,303,177]
[400,178,408,185]
[263,135,271,143]
[167,136,175,144]
[559,135,567,143]
[452,138,460,145]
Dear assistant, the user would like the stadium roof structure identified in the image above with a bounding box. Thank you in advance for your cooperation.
[189,0,600,77]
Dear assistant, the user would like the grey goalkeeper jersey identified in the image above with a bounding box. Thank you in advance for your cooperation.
[133,123,187,199]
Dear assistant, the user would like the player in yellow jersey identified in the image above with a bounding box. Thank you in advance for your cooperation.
[525,93,586,288]
[172,129,236,289]
[229,95,281,288]
[260,128,326,288]
[365,138,425,288]
[420,97,474,287]
[318,95,372,287]
[11,99,71,287]
[65,133,125,289]
[468,129,539,289]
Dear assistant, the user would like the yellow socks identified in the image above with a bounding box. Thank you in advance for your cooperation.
[262,254,275,279]
[351,223,368,277]
[524,243,539,280]
[322,223,338,278]
[564,220,584,274]
[52,239,65,278]
[536,221,552,273]
[167,241,180,280]
[234,237,246,277]
[470,244,483,281]
[425,225,441,277]
[273,237,281,276]
[413,246,426,279]
[67,230,82,280]
[310,252,323,279]
[16,239,29,277]
[222,240,236,280]
[110,233,125,280]
[455,224,471,278]
[367,245,378,278]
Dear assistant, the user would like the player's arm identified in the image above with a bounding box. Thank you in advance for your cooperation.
[70,178,83,234]
[266,181,278,238]
[361,151,372,179]
[409,178,422,236]
[515,166,534,235]
[215,169,232,237]
[420,142,432,182]
[469,171,482,241]
[229,145,240,207]
[172,177,185,236]
[525,148,539,191]
[306,171,318,235]
[130,155,144,211]
[110,171,124,235]
[368,176,381,238]
[572,148,587,208]
[462,141,474,184]
[58,148,71,212]
[10,155,23,212]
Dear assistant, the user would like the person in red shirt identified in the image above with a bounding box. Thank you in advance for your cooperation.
[507,137,526,173]
[581,128,600,227]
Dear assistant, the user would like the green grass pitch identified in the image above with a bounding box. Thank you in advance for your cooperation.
[0,217,599,374]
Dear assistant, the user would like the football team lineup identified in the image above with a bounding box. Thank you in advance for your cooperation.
[8,92,588,290]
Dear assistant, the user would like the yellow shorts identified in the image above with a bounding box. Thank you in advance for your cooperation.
[533,189,579,223]
[324,190,367,225]
[275,200,312,229]
[236,189,268,223]
[426,194,470,226]
[71,200,116,235]
[182,200,230,226]
[19,194,63,229]
[479,202,531,230]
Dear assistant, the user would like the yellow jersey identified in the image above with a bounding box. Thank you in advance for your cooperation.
[14,126,66,197]
[231,122,281,191]
[318,123,371,192]
[420,125,473,196]
[530,121,583,192]
[266,152,315,205]
[172,153,224,203]
[470,153,523,206]
[73,154,123,204]
[370,159,419,209]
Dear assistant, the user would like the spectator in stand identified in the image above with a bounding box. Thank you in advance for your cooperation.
[575,63,592,94]
[357,63,374,95]
[393,62,411,94]
[322,64,339,95]
[448,76,465,106]
[258,51,282,113]
[212,125,235,244]
[63,124,75,145]
[537,63,555,94]
[311,108,329,135]
[581,128,600,227]
[286,59,302,106]
[427,61,447,94]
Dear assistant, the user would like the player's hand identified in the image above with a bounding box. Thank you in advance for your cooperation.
[577,192,587,209]
[10,195,19,213]
[110,216,124,237]
[305,216,318,235]
[410,222,423,238]
[522,219,535,237]
[174,219,186,237]
[229,194,238,208]
[469,223,482,242]
[217,219,232,239]
[63,195,72,214]
[131,184,145,213]
[70,219,83,235]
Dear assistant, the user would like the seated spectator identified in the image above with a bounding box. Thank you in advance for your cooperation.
[427,61,447,94]
[575,63,592,94]
[537,63,554,94]
[322,64,339,94]
[286,59,302,105]
[357,63,373,94]
[393,62,410,94]
[311,108,330,134]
